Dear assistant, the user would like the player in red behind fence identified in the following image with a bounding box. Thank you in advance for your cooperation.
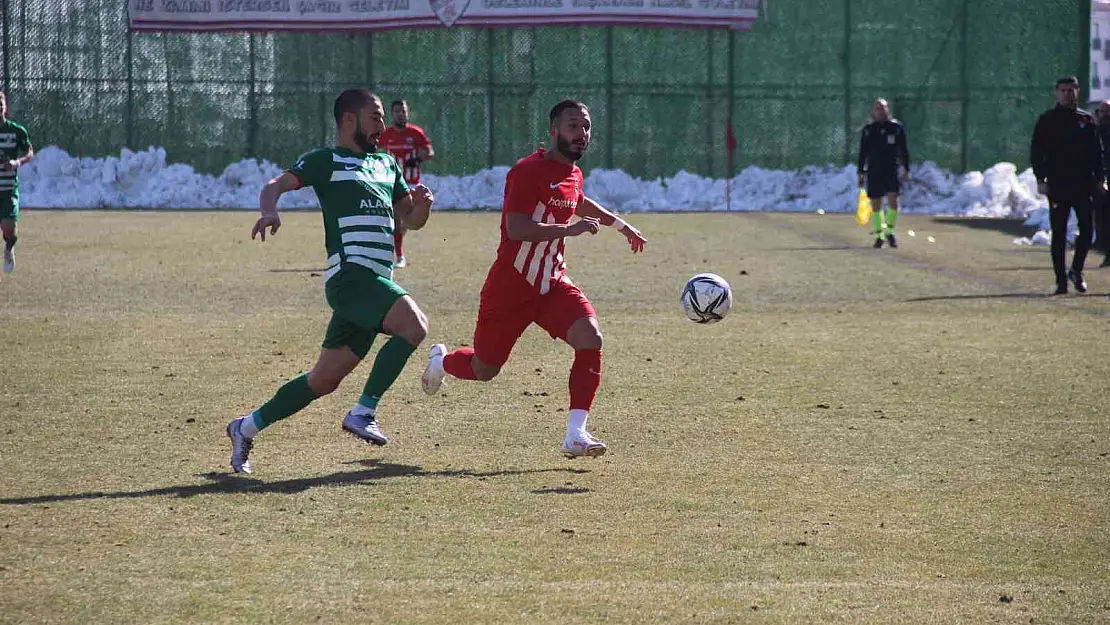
[379,99,434,268]
[419,99,647,459]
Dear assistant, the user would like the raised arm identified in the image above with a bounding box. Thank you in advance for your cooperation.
[252,171,301,241]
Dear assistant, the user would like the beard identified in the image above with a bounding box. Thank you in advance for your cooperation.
[354,119,378,153]
[555,134,587,161]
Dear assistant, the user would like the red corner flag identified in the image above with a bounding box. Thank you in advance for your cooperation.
[725,121,738,211]
[725,121,738,154]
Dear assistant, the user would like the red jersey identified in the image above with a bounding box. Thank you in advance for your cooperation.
[379,123,432,185]
[490,149,585,296]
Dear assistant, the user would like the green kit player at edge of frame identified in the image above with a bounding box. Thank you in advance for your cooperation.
[225,89,436,474]
[0,91,35,276]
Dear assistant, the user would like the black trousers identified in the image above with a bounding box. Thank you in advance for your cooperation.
[1095,192,1110,253]
[1049,195,1094,284]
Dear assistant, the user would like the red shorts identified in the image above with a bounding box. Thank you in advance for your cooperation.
[473,269,596,368]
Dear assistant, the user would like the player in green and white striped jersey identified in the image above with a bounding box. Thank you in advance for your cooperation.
[226,89,435,474]
[0,91,34,275]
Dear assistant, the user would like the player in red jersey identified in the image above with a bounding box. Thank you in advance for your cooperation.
[419,100,647,459]
[379,99,434,268]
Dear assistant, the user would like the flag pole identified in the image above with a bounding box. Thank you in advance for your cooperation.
[725,119,738,212]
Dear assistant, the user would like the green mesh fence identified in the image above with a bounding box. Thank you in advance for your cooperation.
[0,0,1088,178]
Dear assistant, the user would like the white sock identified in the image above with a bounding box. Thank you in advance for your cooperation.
[239,413,260,439]
[566,409,589,440]
[349,403,375,418]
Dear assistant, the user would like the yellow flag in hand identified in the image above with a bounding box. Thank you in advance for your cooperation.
[855,189,872,226]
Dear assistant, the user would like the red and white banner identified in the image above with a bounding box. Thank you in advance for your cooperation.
[129,0,761,32]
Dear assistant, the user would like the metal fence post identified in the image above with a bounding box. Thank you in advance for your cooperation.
[706,29,713,177]
[606,26,614,169]
[367,33,374,86]
[1,0,9,91]
[126,20,133,149]
[321,91,328,146]
[727,29,735,178]
[1081,0,1091,99]
[487,28,495,169]
[843,0,853,165]
[960,0,969,172]
[248,33,257,159]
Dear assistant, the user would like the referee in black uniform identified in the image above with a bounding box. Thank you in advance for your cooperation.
[857,98,910,248]
[1030,76,1105,294]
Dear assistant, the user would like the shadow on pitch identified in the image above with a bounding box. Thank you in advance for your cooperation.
[904,291,1110,302]
[766,245,857,251]
[930,217,1032,238]
[0,460,591,506]
[531,487,591,495]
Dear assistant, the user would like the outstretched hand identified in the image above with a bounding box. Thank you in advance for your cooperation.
[619,222,647,253]
[251,213,281,241]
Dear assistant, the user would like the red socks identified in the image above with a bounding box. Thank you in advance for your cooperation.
[443,347,479,380]
[444,347,601,403]
[394,229,405,257]
[569,349,602,411]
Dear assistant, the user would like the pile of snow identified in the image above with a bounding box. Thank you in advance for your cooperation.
[19,146,1058,243]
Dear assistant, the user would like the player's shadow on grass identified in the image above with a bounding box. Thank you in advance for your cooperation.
[531,487,591,495]
[905,292,1110,302]
[766,245,857,251]
[0,461,591,506]
[930,217,1032,238]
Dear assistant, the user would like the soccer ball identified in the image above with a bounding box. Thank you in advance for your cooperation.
[680,273,732,324]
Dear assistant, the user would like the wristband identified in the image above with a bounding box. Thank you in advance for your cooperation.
[609,216,628,231]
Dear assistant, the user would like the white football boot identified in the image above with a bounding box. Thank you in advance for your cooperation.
[226,417,254,474]
[421,343,447,395]
[341,411,389,446]
[561,431,608,459]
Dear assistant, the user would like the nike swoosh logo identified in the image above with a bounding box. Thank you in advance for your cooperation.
[549,181,561,189]
[345,165,359,171]
[588,368,601,375]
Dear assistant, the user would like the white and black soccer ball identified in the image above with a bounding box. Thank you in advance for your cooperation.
[680,273,732,324]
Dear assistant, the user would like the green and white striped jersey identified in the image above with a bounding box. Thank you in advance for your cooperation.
[288,147,409,282]
[0,120,31,196]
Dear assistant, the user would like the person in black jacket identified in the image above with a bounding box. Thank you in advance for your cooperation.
[857,98,910,248]
[1030,76,1105,294]
[1096,100,1110,265]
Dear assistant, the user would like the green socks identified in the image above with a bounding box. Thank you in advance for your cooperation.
[870,210,885,238]
[249,337,418,432]
[359,336,418,409]
[253,372,318,430]
[870,207,899,237]
[884,207,898,233]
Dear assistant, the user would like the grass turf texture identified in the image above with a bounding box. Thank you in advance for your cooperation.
[1,211,1108,624]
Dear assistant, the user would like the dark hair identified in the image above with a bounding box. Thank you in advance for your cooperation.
[390,100,407,110]
[549,100,588,126]
[1056,76,1080,88]
[333,89,379,126]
